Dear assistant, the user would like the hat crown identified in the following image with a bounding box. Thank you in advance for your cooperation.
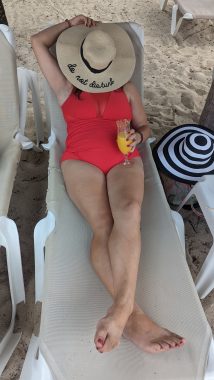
[83,30,116,70]
[183,132,214,159]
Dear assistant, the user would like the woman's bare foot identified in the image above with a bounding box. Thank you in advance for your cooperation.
[124,310,186,353]
[94,304,132,353]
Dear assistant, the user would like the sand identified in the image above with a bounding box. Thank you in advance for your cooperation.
[0,0,214,378]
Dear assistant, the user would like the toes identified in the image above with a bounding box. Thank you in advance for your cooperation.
[96,337,105,349]
[150,333,186,353]
[171,334,186,347]
[151,340,170,352]
[148,342,164,353]
[99,335,119,353]
[160,340,173,350]
[176,338,186,347]
[94,322,120,353]
[165,331,186,348]
[94,327,107,350]
[161,334,179,348]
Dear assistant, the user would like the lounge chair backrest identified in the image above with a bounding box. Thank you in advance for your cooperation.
[0,31,19,145]
[43,22,144,165]
[0,30,21,216]
[120,22,144,97]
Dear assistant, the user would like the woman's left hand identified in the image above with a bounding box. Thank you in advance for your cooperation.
[70,15,96,28]
[127,129,141,152]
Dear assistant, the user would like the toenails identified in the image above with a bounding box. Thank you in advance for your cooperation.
[96,337,105,348]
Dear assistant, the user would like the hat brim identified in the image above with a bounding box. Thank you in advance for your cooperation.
[56,23,136,93]
[153,124,214,184]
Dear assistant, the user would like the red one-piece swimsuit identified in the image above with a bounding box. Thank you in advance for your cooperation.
[60,88,140,174]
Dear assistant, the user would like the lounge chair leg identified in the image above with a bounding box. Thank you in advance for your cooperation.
[0,24,15,48]
[171,210,185,253]
[17,67,44,150]
[171,4,184,36]
[34,211,55,302]
[171,5,193,36]
[27,70,44,145]
[195,244,214,299]
[177,189,195,212]
[205,338,214,380]
[0,217,25,375]
[19,335,53,380]
[160,0,168,11]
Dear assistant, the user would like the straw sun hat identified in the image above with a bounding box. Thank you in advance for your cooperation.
[56,23,136,93]
[153,124,214,185]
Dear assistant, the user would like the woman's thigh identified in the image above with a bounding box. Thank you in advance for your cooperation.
[61,160,113,231]
[106,157,144,221]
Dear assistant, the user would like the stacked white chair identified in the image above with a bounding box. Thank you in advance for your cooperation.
[0,24,43,375]
[178,175,214,299]
[160,0,214,36]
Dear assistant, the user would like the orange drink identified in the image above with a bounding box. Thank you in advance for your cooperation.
[117,132,132,155]
[116,119,132,166]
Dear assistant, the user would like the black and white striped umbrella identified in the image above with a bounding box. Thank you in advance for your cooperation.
[152,124,214,184]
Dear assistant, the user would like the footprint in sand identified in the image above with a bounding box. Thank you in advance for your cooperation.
[181,91,195,110]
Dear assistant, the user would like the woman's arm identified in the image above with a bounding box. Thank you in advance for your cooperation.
[31,15,95,104]
[123,82,151,149]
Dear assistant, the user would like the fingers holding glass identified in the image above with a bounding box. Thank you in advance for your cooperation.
[127,129,137,152]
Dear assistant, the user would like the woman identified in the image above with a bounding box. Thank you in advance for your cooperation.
[31,14,185,354]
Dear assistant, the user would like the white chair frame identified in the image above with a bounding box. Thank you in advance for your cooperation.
[160,1,194,36]
[178,175,214,299]
[0,24,43,375]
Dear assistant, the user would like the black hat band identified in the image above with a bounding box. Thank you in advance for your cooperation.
[80,39,112,74]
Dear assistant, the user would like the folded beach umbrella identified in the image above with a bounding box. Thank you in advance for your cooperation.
[20,22,214,380]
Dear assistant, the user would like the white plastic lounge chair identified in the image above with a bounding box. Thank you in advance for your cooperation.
[178,175,214,299]
[0,24,43,375]
[20,22,214,380]
[160,0,214,36]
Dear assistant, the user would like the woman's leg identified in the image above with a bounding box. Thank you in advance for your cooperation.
[93,157,143,351]
[61,159,185,354]
[61,159,114,294]
[94,158,185,353]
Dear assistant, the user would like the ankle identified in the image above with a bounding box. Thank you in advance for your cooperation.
[132,305,144,317]
[113,299,134,316]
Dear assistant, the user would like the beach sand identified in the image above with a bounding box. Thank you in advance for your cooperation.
[1,0,214,378]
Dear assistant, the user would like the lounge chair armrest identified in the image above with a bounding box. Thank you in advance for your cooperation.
[0,217,25,375]
[17,67,44,150]
[0,24,16,48]
[34,212,56,302]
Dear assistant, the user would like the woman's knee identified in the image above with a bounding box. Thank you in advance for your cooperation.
[113,200,142,231]
[92,214,113,237]
[90,216,113,261]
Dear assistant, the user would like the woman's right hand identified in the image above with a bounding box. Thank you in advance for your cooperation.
[69,15,96,27]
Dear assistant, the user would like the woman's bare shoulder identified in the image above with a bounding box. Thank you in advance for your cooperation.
[123,82,140,101]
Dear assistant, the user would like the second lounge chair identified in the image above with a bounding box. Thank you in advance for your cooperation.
[160,0,214,36]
